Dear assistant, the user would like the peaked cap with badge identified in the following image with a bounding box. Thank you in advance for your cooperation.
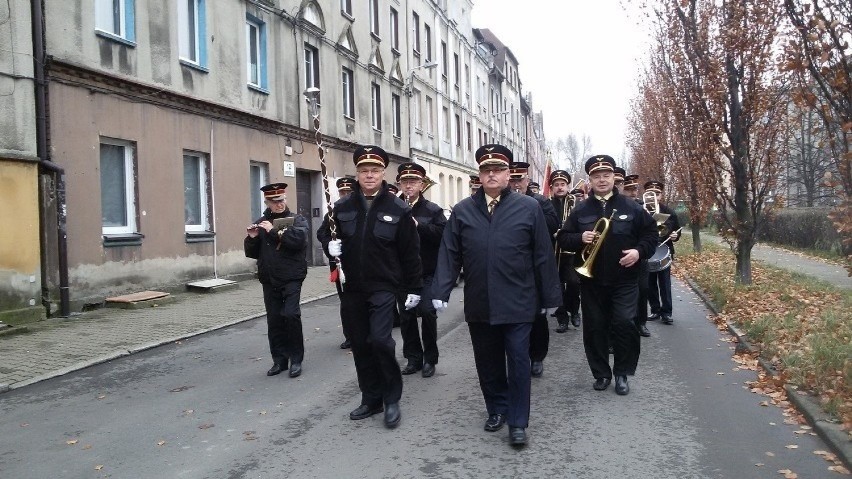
[260,183,288,201]
[584,155,616,175]
[549,169,571,185]
[397,162,427,180]
[353,145,390,168]
[475,144,513,168]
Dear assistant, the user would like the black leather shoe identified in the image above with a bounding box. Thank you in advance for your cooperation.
[288,362,302,378]
[593,377,611,391]
[638,324,651,337]
[531,361,544,377]
[384,403,401,428]
[615,375,629,395]
[571,313,581,328]
[339,339,351,349]
[266,363,285,376]
[401,362,421,375]
[421,363,435,378]
[484,414,506,432]
[648,313,660,321]
[661,315,673,325]
[508,427,527,446]
[555,320,570,333]
[349,403,383,420]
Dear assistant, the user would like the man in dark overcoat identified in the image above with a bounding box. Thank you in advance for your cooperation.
[644,180,681,325]
[557,155,657,396]
[317,177,355,349]
[550,169,582,333]
[622,174,652,337]
[432,144,561,447]
[318,145,422,429]
[244,183,309,378]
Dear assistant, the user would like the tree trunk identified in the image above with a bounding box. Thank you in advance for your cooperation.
[736,235,754,285]
[691,223,702,253]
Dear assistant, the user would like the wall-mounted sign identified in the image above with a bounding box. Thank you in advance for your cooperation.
[282,161,295,177]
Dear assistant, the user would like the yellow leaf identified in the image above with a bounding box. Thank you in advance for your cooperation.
[786,444,799,449]
[66,440,78,445]
[157,440,166,446]
[94,465,104,471]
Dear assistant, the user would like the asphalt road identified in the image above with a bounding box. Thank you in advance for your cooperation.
[0,282,840,478]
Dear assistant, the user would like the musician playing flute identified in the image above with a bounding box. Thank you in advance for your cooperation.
[396,162,447,379]
[643,181,681,325]
[556,155,657,396]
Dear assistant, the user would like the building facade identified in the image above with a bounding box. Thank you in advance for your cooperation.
[1,0,544,320]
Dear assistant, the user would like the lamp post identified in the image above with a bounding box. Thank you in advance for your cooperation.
[404,61,438,96]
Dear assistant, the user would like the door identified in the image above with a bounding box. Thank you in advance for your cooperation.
[295,171,314,265]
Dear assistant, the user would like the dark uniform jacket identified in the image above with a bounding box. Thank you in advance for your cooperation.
[432,187,562,324]
[408,196,447,277]
[528,190,560,237]
[557,190,658,284]
[318,181,422,295]
[657,203,681,257]
[244,208,308,285]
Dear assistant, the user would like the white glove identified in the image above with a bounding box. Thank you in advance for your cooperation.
[328,239,342,257]
[404,294,421,310]
[540,307,558,316]
[432,299,448,313]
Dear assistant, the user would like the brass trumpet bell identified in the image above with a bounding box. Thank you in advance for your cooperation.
[575,209,616,278]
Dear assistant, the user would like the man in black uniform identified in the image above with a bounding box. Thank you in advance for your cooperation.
[550,169,582,333]
[469,174,481,196]
[244,183,309,378]
[396,162,447,378]
[613,167,626,190]
[644,180,681,325]
[528,181,541,195]
[508,162,559,378]
[623,175,652,337]
[318,145,422,429]
[433,144,561,447]
[318,177,356,349]
[557,155,657,395]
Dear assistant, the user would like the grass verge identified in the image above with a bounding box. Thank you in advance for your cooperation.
[674,233,851,434]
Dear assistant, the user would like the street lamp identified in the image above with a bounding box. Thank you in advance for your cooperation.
[404,61,438,96]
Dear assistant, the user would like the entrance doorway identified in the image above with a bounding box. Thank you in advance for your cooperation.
[295,171,314,265]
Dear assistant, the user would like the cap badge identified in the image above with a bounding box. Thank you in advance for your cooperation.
[383,215,392,221]
[619,214,628,220]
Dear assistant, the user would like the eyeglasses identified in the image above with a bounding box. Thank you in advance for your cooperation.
[479,167,508,175]
[266,198,286,204]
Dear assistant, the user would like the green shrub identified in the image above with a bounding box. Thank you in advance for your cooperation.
[758,207,842,254]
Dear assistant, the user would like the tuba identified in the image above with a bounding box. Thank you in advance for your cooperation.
[575,209,616,278]
[643,191,670,237]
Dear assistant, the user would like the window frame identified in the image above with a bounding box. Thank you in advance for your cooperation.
[371,82,382,131]
[412,12,420,55]
[304,43,320,100]
[178,0,207,68]
[99,138,137,236]
[390,8,399,51]
[412,89,422,130]
[426,96,434,136]
[94,0,136,44]
[340,0,352,17]
[369,0,380,37]
[249,162,269,222]
[342,67,355,119]
[246,14,268,91]
[391,93,401,138]
[183,151,211,233]
[424,24,432,62]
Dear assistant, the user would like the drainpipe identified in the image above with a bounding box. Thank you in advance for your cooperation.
[32,0,70,317]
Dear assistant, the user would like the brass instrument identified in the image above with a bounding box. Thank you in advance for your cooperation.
[421,175,437,194]
[575,209,617,278]
[642,191,671,237]
[554,194,576,269]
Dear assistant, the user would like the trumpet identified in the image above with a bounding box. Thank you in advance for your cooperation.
[643,190,671,236]
[575,209,616,279]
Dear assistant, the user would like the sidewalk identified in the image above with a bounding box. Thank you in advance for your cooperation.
[0,267,337,393]
[700,232,850,289]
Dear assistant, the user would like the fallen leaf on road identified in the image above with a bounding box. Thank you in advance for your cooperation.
[157,440,166,446]
[95,465,104,471]
[314,327,320,331]
[20,423,28,427]
[82,444,92,450]
[66,440,78,445]
[760,401,770,407]
[786,445,799,449]
[96,395,106,400]
[828,465,850,474]
[717,372,725,375]
[198,424,214,429]
[183,409,194,415]
[767,452,776,457]
[756,463,764,466]
[259,410,267,415]
[169,385,193,393]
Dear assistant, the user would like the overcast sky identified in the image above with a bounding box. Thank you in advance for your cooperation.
[471,0,651,167]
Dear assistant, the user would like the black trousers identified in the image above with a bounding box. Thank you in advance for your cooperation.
[261,281,305,366]
[648,266,673,316]
[529,312,549,361]
[554,254,581,321]
[468,321,532,428]
[636,260,649,327]
[341,290,403,407]
[580,281,640,379]
[398,276,438,366]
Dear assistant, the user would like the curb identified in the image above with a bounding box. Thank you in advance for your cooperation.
[1,291,338,394]
[683,276,851,469]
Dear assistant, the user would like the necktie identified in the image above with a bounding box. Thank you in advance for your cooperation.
[488,199,498,216]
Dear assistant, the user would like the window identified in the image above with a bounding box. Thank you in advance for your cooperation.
[94,0,135,43]
[369,0,379,37]
[340,0,352,16]
[178,0,207,67]
[304,43,320,100]
[441,41,448,79]
[392,93,401,137]
[443,106,450,139]
[342,67,354,119]
[183,152,210,232]
[455,114,461,146]
[100,139,137,235]
[424,24,432,62]
[390,8,399,51]
[426,96,434,135]
[412,89,421,129]
[453,53,460,87]
[412,12,420,54]
[249,162,269,221]
[466,121,472,151]
[246,15,267,90]
[371,82,382,130]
